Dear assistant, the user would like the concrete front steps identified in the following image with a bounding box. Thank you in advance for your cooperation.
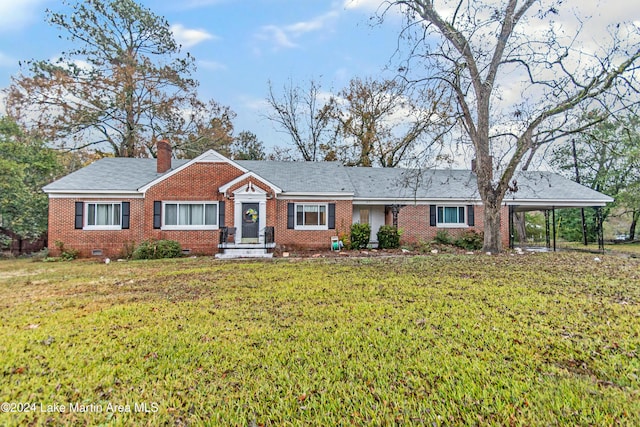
[215,242,276,259]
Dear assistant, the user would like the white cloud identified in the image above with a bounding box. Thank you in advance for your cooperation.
[256,25,298,50]
[0,0,49,32]
[285,11,339,36]
[342,0,382,11]
[198,59,226,71]
[242,97,270,112]
[0,51,16,67]
[255,11,340,52]
[171,24,217,48]
[50,56,93,73]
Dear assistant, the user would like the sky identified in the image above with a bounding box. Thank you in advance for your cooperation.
[0,0,638,162]
[0,0,402,152]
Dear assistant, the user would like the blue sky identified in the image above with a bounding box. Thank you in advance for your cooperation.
[0,0,403,151]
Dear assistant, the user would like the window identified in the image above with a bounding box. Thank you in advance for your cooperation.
[163,202,218,229]
[295,204,327,229]
[359,209,370,225]
[430,204,474,228]
[437,206,465,225]
[86,203,121,229]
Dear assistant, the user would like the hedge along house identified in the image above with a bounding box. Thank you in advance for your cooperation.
[43,142,613,258]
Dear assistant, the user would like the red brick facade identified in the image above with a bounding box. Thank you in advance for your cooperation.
[48,198,145,258]
[396,204,510,248]
[47,158,511,257]
[275,199,352,250]
[144,162,244,256]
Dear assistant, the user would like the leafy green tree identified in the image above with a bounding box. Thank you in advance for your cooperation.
[0,117,60,244]
[617,183,640,240]
[6,0,232,158]
[555,209,599,242]
[231,131,266,161]
[551,113,640,241]
[173,102,236,159]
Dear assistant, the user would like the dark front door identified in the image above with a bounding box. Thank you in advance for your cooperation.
[242,203,259,241]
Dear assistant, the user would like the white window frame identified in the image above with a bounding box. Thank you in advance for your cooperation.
[84,202,122,230]
[295,203,328,230]
[436,205,468,228]
[162,201,219,230]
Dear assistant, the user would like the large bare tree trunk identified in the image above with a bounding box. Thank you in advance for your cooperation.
[514,212,527,244]
[482,199,503,253]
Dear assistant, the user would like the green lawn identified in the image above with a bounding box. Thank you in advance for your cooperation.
[557,241,640,255]
[1,253,639,426]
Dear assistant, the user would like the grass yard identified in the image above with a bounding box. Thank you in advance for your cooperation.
[0,253,639,426]
[557,241,640,256]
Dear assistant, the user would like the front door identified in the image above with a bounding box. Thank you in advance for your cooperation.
[242,203,259,242]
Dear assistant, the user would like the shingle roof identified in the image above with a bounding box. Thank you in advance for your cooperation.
[236,161,354,194]
[345,168,479,200]
[42,155,613,206]
[43,158,189,192]
[506,171,613,203]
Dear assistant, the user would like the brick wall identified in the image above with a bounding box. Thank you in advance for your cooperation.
[47,198,145,258]
[275,199,352,250]
[144,163,244,255]
[48,162,245,258]
[397,204,510,248]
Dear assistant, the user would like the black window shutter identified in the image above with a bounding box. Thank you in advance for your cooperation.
[121,202,130,229]
[218,201,225,227]
[467,205,475,226]
[153,201,162,229]
[74,202,84,229]
[328,203,336,229]
[429,205,437,227]
[287,203,295,229]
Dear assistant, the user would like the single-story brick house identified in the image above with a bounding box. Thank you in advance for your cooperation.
[43,142,613,258]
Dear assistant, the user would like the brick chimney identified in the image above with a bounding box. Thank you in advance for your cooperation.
[157,139,172,173]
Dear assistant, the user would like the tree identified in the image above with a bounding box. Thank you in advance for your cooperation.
[335,77,443,167]
[172,101,236,159]
[0,117,60,244]
[6,0,232,158]
[231,131,266,160]
[617,183,640,240]
[266,79,338,161]
[551,113,640,240]
[385,0,640,252]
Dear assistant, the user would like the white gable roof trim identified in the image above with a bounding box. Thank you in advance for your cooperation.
[219,171,283,196]
[138,149,249,193]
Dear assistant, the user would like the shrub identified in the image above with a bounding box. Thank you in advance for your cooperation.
[350,223,371,250]
[119,240,136,260]
[55,240,79,261]
[434,230,452,245]
[377,225,401,249]
[0,234,10,249]
[338,231,351,250]
[453,230,484,251]
[133,239,182,260]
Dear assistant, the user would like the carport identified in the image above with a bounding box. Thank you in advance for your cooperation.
[502,171,614,252]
